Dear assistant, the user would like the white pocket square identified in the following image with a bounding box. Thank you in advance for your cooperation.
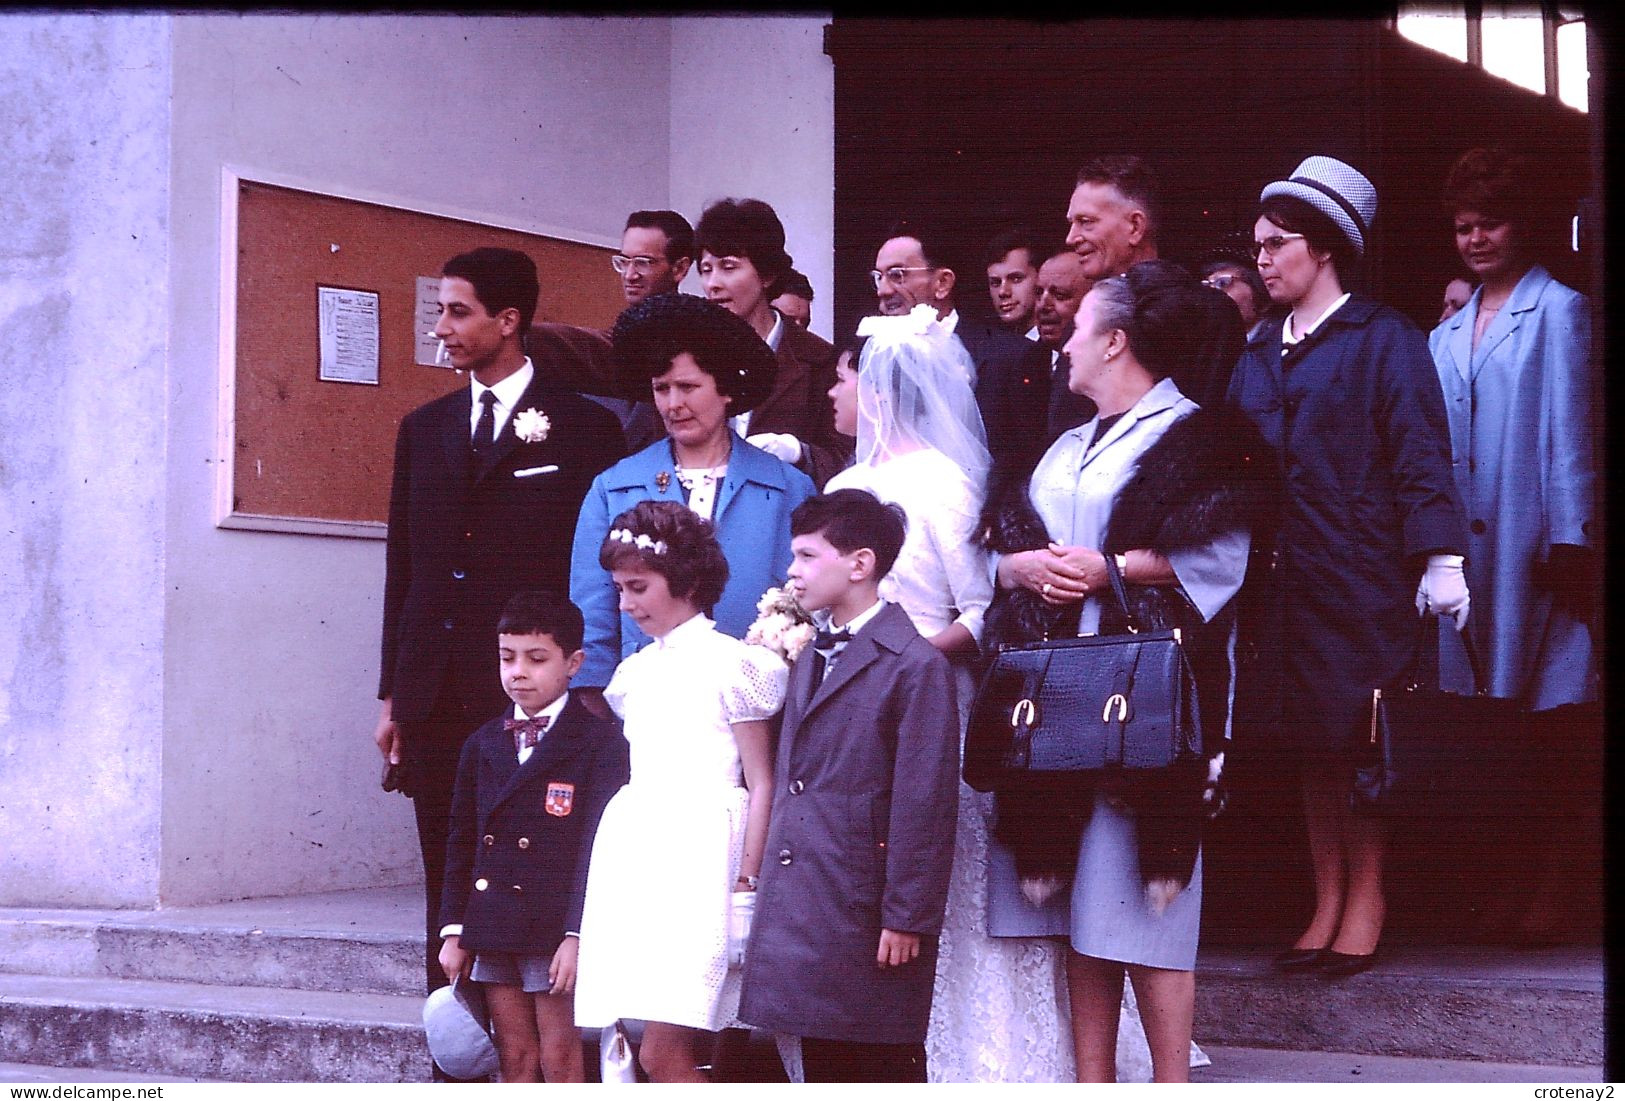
[513,465,560,478]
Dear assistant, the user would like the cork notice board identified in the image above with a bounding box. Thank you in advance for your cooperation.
[220,176,623,537]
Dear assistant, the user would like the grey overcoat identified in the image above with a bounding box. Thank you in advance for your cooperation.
[738,601,960,1045]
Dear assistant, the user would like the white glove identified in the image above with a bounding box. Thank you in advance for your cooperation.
[1415,553,1470,628]
[746,432,804,463]
[728,889,756,968]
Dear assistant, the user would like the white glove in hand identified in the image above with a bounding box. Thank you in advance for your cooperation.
[1414,553,1470,628]
[746,432,804,463]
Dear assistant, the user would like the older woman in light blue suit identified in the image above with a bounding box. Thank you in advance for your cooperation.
[570,294,816,699]
[1429,148,1598,944]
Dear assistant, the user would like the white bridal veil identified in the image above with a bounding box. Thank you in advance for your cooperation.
[852,304,991,490]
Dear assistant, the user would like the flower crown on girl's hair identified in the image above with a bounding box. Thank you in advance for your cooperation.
[608,528,668,555]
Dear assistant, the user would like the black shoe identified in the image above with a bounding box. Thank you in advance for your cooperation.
[1273,947,1329,971]
[1316,949,1378,977]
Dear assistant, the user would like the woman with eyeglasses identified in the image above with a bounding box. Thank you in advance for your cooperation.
[1428,148,1598,946]
[1226,157,1467,977]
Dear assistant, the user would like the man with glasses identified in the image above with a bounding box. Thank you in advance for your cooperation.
[872,217,1050,481]
[1199,250,1271,341]
[615,210,694,305]
[523,211,693,451]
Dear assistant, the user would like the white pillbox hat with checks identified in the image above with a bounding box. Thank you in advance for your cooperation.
[1261,156,1378,257]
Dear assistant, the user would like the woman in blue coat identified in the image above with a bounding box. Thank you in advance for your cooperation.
[1428,148,1598,943]
[1227,157,1468,975]
[569,293,816,707]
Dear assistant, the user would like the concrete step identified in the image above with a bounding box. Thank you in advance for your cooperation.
[0,887,421,997]
[1194,944,1604,1068]
[1192,1044,1606,1083]
[0,972,430,1083]
[0,1062,217,1084]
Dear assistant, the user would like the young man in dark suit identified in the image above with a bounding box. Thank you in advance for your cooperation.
[373,247,625,997]
[872,217,1051,482]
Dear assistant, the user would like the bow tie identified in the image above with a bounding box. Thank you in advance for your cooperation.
[504,715,551,753]
[813,626,853,651]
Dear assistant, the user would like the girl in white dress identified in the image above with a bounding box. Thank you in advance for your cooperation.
[572,500,787,1082]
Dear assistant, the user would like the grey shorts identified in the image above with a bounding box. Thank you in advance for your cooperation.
[471,950,555,993]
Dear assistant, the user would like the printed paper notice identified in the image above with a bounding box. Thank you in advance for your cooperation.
[415,276,451,368]
[318,286,381,385]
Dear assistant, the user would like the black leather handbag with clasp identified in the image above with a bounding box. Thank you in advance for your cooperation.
[964,555,1202,793]
[1351,615,1528,818]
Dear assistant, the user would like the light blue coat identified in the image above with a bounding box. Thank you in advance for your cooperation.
[1429,264,1597,710]
[569,433,816,688]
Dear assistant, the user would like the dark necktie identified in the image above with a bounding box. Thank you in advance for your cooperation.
[1047,351,1077,439]
[473,390,498,455]
[504,714,550,753]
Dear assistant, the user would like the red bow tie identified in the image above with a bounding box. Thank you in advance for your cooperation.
[504,715,551,753]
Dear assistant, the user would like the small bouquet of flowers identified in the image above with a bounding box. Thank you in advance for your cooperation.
[745,585,816,665]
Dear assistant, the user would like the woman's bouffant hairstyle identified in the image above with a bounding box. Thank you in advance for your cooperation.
[609,292,778,412]
[1087,259,1220,383]
[693,198,794,284]
[598,499,729,612]
[1442,147,1540,226]
[1257,193,1362,284]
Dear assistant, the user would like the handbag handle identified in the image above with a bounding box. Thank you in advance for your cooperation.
[1100,550,1142,632]
[1409,612,1490,696]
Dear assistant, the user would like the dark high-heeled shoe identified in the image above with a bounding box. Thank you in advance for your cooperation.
[1273,947,1330,971]
[1316,949,1379,977]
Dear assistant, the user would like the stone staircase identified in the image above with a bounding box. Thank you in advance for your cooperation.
[0,887,429,1083]
[0,886,1607,1082]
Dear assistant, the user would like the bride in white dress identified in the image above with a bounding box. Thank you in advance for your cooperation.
[819,306,1198,1082]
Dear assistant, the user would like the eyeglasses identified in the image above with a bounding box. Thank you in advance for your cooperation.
[1251,233,1306,259]
[1202,274,1238,291]
[869,266,936,289]
[611,254,663,275]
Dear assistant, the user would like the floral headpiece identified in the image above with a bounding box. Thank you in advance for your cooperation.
[608,528,668,555]
[855,303,949,349]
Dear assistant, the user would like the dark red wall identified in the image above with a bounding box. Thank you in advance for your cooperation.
[825,18,1593,341]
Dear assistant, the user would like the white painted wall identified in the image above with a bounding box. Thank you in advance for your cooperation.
[669,16,836,341]
[0,14,172,907]
[160,13,676,905]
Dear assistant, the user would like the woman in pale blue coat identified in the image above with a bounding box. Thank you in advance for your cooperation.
[1428,147,1599,944]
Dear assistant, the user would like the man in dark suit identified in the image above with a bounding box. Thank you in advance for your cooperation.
[872,217,1051,482]
[373,247,625,996]
[1032,248,1098,444]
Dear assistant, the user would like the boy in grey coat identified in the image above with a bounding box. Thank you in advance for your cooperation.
[738,489,960,1082]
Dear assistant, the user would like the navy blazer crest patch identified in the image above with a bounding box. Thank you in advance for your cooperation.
[545,782,575,817]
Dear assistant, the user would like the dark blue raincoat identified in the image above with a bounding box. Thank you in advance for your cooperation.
[1227,295,1466,749]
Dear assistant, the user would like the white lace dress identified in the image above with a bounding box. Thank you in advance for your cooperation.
[573,615,787,1032]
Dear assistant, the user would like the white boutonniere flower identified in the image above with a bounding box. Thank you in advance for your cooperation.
[513,407,551,444]
[745,585,816,664]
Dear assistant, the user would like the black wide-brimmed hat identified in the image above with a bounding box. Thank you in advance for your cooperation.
[609,292,778,415]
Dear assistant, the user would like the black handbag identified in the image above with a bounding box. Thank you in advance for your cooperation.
[1351,616,1529,817]
[964,555,1202,792]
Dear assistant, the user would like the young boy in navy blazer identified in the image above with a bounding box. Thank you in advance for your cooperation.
[438,591,629,1082]
[739,489,960,1083]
